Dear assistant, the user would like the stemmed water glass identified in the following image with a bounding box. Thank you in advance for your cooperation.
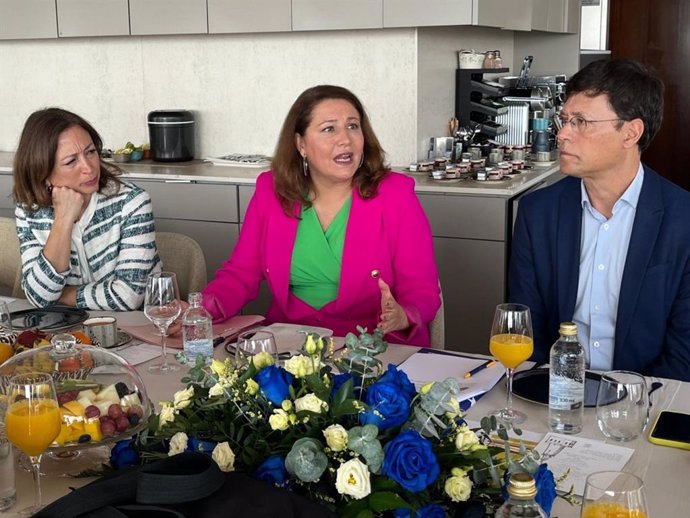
[580,471,649,518]
[488,303,534,425]
[234,330,278,368]
[5,372,62,515]
[144,271,182,374]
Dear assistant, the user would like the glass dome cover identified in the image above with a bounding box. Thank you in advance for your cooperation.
[0,333,152,452]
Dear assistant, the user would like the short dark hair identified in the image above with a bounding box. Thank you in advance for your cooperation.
[271,85,389,216]
[566,59,664,151]
[13,107,121,209]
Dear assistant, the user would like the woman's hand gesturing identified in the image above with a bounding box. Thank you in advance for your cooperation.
[376,278,409,335]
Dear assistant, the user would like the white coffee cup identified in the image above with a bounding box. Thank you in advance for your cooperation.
[83,317,118,348]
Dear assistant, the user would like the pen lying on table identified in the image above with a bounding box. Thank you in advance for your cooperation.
[464,359,497,379]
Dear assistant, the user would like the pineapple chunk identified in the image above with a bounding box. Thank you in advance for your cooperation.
[84,418,103,442]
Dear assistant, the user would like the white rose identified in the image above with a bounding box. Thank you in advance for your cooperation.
[210,359,227,377]
[158,404,176,429]
[295,393,328,414]
[445,470,472,502]
[208,383,225,397]
[269,409,290,431]
[252,351,275,370]
[168,432,188,456]
[284,355,320,378]
[455,425,480,451]
[245,379,259,395]
[212,442,236,472]
[445,397,462,419]
[335,458,371,499]
[323,424,348,452]
[173,386,194,409]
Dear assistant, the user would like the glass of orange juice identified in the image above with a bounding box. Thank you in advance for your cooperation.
[5,372,61,515]
[489,303,533,424]
[581,471,648,518]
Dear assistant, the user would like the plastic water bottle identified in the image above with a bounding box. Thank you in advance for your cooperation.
[182,292,213,364]
[495,473,547,518]
[548,322,585,434]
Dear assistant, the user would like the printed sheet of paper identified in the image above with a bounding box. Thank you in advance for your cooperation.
[114,342,162,366]
[534,432,635,496]
[398,351,505,400]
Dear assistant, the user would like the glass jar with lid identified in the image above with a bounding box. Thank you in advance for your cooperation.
[483,50,496,69]
[494,50,504,69]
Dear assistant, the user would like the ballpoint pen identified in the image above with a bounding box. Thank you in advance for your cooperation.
[464,359,497,379]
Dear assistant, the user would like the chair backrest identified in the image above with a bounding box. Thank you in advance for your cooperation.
[156,232,207,301]
[0,217,24,298]
[429,287,445,350]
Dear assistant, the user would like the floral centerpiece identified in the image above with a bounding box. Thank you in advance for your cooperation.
[120,328,564,517]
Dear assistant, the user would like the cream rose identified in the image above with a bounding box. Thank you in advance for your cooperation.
[208,383,225,397]
[295,393,328,414]
[210,359,227,377]
[284,355,320,378]
[335,458,371,499]
[168,432,188,456]
[245,378,259,395]
[252,351,275,370]
[455,425,480,451]
[269,409,290,431]
[323,424,348,452]
[173,386,194,410]
[445,469,472,502]
[158,404,176,429]
[211,442,236,472]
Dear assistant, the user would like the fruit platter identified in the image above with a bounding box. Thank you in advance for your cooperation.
[0,331,153,452]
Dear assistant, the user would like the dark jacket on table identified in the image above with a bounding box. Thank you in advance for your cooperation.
[509,165,690,381]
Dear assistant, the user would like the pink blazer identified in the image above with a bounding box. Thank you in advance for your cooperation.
[202,171,440,346]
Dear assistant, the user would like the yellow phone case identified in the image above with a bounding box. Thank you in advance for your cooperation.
[647,412,690,450]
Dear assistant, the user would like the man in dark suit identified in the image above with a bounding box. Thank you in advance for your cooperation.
[509,59,690,381]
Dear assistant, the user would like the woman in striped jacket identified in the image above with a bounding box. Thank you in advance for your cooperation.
[12,108,161,310]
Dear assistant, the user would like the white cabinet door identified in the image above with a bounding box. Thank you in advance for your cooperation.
[129,0,208,35]
[57,0,130,37]
[0,0,57,39]
[292,0,383,31]
[208,0,291,34]
[473,0,531,31]
[531,0,581,33]
[383,0,472,27]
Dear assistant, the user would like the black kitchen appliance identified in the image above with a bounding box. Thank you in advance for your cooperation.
[148,110,195,162]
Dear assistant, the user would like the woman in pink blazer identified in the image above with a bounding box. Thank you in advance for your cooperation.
[202,86,440,346]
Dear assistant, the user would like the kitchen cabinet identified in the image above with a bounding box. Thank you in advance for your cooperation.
[129,0,208,36]
[292,0,383,31]
[208,0,291,34]
[130,179,238,283]
[0,174,14,219]
[473,0,532,31]
[57,0,130,38]
[531,0,580,34]
[0,0,57,40]
[383,0,472,28]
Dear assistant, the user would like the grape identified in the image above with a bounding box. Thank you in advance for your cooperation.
[57,393,72,406]
[108,404,124,419]
[99,416,112,424]
[78,434,92,443]
[127,405,144,419]
[128,414,140,426]
[85,405,100,418]
[100,420,116,437]
[115,416,130,432]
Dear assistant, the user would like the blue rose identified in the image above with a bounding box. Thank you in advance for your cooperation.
[534,464,557,515]
[188,437,217,454]
[360,380,412,430]
[394,504,446,518]
[254,365,294,406]
[254,455,289,486]
[382,430,440,493]
[378,364,417,400]
[110,439,140,470]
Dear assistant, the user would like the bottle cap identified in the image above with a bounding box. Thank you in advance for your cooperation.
[188,292,202,306]
[507,472,537,499]
[559,322,578,336]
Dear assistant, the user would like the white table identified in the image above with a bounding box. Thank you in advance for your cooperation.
[3,307,690,517]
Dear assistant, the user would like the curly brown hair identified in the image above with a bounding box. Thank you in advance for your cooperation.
[271,85,389,216]
[12,107,122,210]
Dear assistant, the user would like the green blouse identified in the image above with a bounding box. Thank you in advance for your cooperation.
[289,197,352,309]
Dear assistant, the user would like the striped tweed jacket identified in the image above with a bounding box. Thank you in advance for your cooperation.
[15,180,161,310]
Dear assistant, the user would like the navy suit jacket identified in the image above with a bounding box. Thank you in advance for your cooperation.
[509,166,690,381]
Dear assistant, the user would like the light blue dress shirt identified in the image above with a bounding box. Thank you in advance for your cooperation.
[572,165,644,370]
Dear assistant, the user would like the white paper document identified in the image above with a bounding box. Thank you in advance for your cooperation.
[534,432,635,496]
[398,351,505,400]
[114,342,162,366]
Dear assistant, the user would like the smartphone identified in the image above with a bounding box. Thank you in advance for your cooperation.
[648,411,690,450]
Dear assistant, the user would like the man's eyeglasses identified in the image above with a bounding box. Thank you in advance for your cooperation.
[557,114,625,133]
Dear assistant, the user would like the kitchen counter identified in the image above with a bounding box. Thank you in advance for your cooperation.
[0,151,561,197]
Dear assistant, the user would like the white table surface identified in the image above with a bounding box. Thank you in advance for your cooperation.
[2,305,689,517]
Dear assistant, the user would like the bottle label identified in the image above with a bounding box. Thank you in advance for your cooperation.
[549,375,584,410]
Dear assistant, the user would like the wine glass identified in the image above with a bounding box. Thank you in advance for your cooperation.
[596,371,649,442]
[488,303,534,424]
[581,471,649,518]
[234,330,278,368]
[5,372,62,515]
[144,271,182,374]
